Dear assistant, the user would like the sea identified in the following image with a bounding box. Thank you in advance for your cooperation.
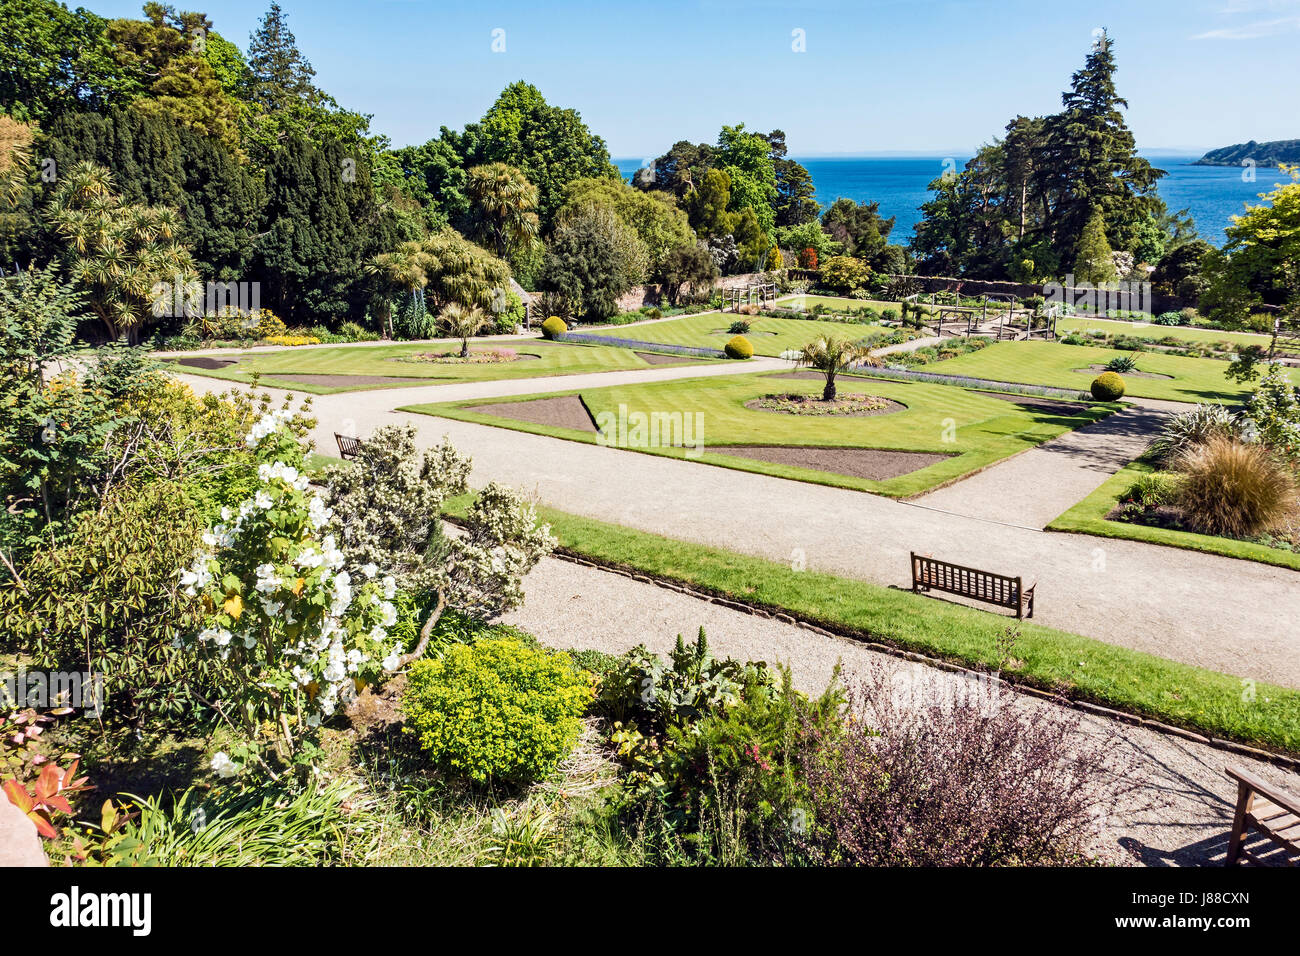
[615,154,1283,247]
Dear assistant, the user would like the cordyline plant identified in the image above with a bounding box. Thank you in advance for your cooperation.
[792,336,881,401]
[180,413,404,775]
[320,424,555,666]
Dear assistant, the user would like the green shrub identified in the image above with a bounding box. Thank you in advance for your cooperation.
[1150,403,1243,462]
[1153,311,1182,326]
[338,320,368,342]
[728,319,751,334]
[725,335,754,360]
[1105,354,1138,373]
[403,638,594,786]
[1124,471,1181,507]
[1090,371,1125,400]
[1174,437,1296,538]
[540,316,567,340]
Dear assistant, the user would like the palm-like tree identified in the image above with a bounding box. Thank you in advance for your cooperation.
[47,162,198,342]
[439,302,489,358]
[795,336,881,401]
[467,163,540,260]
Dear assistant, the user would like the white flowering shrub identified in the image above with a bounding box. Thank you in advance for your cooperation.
[180,413,404,771]
[1242,362,1300,459]
[322,425,555,662]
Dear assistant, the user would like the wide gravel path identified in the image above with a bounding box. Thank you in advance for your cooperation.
[175,366,1300,688]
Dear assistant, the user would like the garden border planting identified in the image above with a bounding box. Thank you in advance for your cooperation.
[552,331,728,359]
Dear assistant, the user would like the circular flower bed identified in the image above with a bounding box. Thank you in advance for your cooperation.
[744,392,904,417]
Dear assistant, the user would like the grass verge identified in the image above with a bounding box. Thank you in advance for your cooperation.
[442,497,1300,755]
[1047,458,1300,572]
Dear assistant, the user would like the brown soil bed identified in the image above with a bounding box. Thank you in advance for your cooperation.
[395,350,540,365]
[744,392,905,418]
[261,373,417,386]
[170,356,238,370]
[1075,364,1173,380]
[711,329,778,336]
[712,444,951,481]
[465,394,598,433]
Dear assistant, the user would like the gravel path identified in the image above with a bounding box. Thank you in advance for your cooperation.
[174,368,1300,688]
[505,556,1300,866]
[913,398,1179,529]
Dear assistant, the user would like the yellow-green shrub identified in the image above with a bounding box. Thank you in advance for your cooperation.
[540,316,567,339]
[261,334,321,347]
[1090,371,1125,400]
[402,638,594,786]
[725,335,754,360]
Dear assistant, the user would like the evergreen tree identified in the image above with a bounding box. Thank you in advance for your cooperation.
[1072,208,1117,283]
[247,2,318,114]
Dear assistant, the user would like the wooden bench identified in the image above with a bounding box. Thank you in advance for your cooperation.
[334,433,365,461]
[910,552,1036,619]
[1225,765,1300,865]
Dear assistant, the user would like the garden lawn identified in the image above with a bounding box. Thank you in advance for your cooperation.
[1055,315,1286,351]
[575,311,890,358]
[927,340,1299,403]
[440,498,1300,754]
[775,294,901,313]
[1048,458,1300,572]
[405,370,1117,497]
[162,340,715,394]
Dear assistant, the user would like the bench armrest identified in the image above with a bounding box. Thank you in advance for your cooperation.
[1226,765,1300,814]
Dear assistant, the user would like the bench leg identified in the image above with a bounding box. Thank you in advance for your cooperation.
[1225,783,1252,866]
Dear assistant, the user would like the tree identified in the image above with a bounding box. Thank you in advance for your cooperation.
[716,123,777,236]
[658,242,717,305]
[1150,238,1212,300]
[0,0,137,123]
[46,161,196,341]
[1201,167,1300,350]
[541,203,647,319]
[1072,208,1117,283]
[683,166,733,238]
[766,130,819,227]
[466,162,540,263]
[459,82,618,226]
[105,3,243,158]
[371,229,513,321]
[438,302,488,357]
[246,2,318,114]
[255,134,389,324]
[821,197,896,265]
[638,140,716,198]
[794,336,880,401]
[560,176,695,282]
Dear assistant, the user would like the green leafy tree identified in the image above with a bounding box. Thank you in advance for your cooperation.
[658,242,717,305]
[0,0,137,123]
[766,130,819,226]
[683,166,733,238]
[716,123,777,236]
[561,176,695,281]
[1072,208,1117,283]
[541,203,647,319]
[638,140,716,198]
[821,197,896,267]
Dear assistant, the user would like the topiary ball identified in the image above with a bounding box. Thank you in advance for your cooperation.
[540,316,567,340]
[725,335,754,360]
[1091,371,1126,400]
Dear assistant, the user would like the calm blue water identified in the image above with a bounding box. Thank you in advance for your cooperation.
[615,154,1279,247]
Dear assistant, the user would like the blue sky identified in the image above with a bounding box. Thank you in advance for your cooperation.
[92,0,1300,156]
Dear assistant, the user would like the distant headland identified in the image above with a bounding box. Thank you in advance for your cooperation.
[1192,139,1300,167]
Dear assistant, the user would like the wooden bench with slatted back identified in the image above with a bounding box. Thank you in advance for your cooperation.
[910,552,1036,619]
[334,433,365,461]
[1225,765,1300,865]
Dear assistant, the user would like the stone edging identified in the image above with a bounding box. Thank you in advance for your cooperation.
[547,546,1300,773]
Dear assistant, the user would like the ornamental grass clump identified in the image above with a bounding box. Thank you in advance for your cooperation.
[1149,402,1243,463]
[1173,436,1296,538]
[403,637,594,786]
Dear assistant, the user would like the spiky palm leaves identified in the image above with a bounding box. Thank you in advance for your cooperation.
[467,163,540,260]
[439,303,490,357]
[795,336,881,401]
[370,230,512,323]
[46,162,197,341]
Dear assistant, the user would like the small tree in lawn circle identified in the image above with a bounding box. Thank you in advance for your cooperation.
[439,302,489,357]
[794,336,880,401]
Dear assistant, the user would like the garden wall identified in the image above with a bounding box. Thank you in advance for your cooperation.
[614,272,770,312]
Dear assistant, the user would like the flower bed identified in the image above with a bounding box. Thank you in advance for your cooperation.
[744,392,903,417]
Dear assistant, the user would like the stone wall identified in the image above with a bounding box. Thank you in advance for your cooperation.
[614,272,770,313]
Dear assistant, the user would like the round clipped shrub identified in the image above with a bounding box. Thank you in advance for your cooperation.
[540,316,567,340]
[1090,371,1125,401]
[725,335,754,360]
[402,638,594,786]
